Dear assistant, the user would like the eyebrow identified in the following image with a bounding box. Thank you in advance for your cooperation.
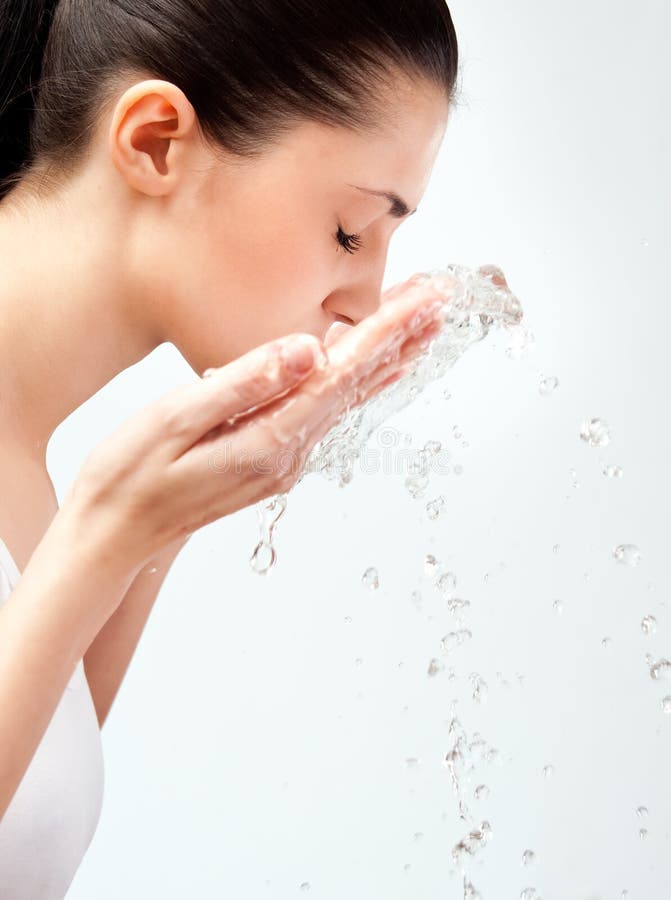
[350,184,418,218]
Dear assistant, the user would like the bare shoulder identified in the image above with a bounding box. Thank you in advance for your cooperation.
[0,443,59,574]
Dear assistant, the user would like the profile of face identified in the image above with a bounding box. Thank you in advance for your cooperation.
[105,72,449,374]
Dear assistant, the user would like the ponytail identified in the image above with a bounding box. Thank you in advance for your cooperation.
[0,0,58,199]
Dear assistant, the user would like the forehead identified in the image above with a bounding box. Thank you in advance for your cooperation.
[266,80,449,208]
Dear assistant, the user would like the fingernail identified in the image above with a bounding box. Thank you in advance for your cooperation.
[281,336,327,373]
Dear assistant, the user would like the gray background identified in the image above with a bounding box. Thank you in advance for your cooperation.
[57,1,670,897]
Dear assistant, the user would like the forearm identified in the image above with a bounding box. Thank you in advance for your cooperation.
[0,505,135,821]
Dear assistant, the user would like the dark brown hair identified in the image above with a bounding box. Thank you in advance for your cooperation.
[0,0,459,201]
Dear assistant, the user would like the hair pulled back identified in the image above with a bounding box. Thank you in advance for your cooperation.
[0,0,459,200]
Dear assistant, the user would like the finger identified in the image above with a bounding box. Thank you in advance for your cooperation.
[324,321,353,348]
[325,288,445,383]
[156,333,328,457]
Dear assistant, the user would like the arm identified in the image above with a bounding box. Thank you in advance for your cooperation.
[83,535,188,729]
[0,506,136,821]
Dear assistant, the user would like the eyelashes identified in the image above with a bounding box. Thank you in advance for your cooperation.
[336,225,363,254]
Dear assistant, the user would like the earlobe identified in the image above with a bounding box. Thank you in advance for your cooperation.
[108,79,197,197]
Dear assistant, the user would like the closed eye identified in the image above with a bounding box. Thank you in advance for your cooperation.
[335,225,363,254]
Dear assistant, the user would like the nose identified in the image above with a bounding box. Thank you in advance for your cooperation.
[322,236,390,326]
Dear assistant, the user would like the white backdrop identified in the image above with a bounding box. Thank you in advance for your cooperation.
[56,1,670,897]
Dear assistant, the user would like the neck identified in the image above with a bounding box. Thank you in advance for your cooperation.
[0,176,160,460]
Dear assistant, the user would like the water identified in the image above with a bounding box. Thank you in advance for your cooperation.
[579,417,611,447]
[613,544,642,567]
[250,264,524,573]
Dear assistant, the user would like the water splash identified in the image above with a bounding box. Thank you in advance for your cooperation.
[250,263,523,573]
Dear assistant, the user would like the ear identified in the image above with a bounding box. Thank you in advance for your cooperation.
[108,79,198,197]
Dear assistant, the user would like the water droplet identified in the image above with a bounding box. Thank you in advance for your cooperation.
[426,495,447,520]
[452,821,493,865]
[413,831,424,842]
[300,882,311,892]
[427,658,444,677]
[603,464,624,479]
[662,696,671,714]
[403,863,411,872]
[424,440,442,455]
[613,544,642,566]
[424,554,439,575]
[411,590,423,610]
[580,417,611,447]
[343,615,352,624]
[441,630,472,653]
[362,567,379,590]
[641,615,657,635]
[539,376,559,396]
[522,849,535,866]
[202,367,216,378]
[435,571,457,594]
[470,673,488,703]
[636,805,648,818]
[474,784,489,800]
[505,326,535,359]
[250,541,275,575]
[520,889,539,900]
[621,891,629,899]
[405,474,429,498]
[542,765,554,778]
[354,657,363,667]
[602,636,612,649]
[146,566,158,574]
[453,464,464,476]
[442,390,452,400]
[639,827,648,839]
[650,658,671,681]
[405,757,421,769]
[463,881,481,900]
[447,597,470,616]
[553,544,560,554]
[552,599,563,614]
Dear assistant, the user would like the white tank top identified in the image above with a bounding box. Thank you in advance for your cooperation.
[0,537,105,899]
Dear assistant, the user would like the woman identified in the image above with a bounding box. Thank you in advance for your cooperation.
[0,0,458,895]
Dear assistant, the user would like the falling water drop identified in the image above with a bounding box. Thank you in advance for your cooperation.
[426,496,447,520]
[649,658,671,680]
[436,571,457,594]
[522,849,535,866]
[661,696,671,714]
[539,375,559,396]
[552,599,563,614]
[427,658,445,677]
[424,554,439,575]
[362,567,380,590]
[603,464,624,479]
[613,544,642,566]
[579,417,611,447]
[641,615,657,635]
[474,784,489,800]
[542,765,554,779]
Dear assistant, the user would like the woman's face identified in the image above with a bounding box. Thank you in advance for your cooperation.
[135,78,449,374]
